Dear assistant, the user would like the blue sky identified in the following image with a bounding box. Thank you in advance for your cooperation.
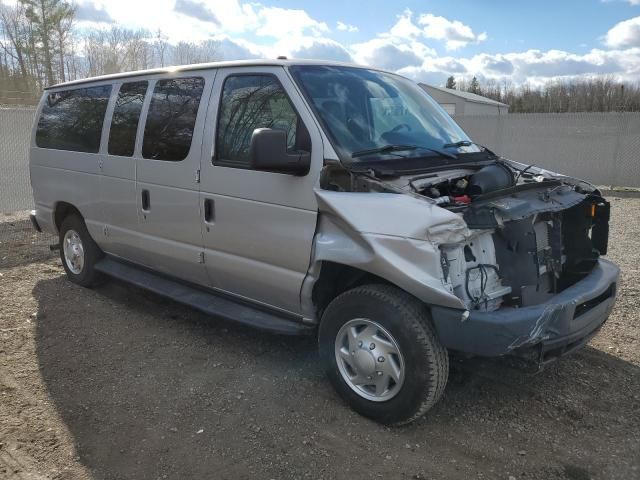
[67,0,640,85]
[288,0,637,53]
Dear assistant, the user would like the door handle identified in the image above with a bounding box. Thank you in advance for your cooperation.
[204,198,214,223]
[141,189,150,211]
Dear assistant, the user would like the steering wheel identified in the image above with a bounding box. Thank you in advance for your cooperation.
[389,123,412,133]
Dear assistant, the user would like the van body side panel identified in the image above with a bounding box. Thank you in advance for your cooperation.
[30,164,102,238]
[30,156,103,236]
[199,66,322,314]
[132,71,216,286]
[99,81,151,260]
[30,82,114,240]
[200,190,318,312]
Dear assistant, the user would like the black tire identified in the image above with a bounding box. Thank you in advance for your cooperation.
[318,284,449,425]
[58,214,103,287]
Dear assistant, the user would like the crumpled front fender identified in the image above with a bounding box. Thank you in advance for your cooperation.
[300,190,468,318]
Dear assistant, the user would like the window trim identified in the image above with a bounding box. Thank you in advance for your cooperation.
[213,72,310,169]
[141,75,206,162]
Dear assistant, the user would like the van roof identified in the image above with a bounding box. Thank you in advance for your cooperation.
[45,59,389,90]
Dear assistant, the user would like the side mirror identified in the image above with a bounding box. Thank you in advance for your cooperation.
[249,128,310,175]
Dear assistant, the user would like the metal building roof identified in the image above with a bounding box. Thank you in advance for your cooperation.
[419,83,510,108]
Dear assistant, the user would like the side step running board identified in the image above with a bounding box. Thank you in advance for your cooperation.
[95,257,315,336]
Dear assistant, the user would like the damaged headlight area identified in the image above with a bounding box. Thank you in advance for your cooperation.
[440,231,512,312]
[440,189,611,313]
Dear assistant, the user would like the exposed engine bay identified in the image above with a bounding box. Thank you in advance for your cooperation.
[320,158,611,313]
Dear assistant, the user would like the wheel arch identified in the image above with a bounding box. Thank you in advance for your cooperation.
[53,201,84,233]
[311,261,394,319]
[300,213,464,323]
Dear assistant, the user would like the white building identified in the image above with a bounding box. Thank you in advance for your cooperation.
[419,83,509,116]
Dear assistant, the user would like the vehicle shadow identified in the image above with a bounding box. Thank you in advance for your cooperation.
[33,275,640,480]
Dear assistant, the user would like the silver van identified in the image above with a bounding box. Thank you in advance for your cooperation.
[29,59,619,425]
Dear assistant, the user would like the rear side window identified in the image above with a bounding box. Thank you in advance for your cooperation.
[36,85,112,153]
[142,77,205,161]
[215,74,300,168]
[108,81,148,157]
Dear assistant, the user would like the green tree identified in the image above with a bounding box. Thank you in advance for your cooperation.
[445,75,456,89]
[20,0,73,85]
[468,76,480,95]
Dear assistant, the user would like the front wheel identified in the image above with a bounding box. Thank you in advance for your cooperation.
[59,214,103,287]
[318,284,449,425]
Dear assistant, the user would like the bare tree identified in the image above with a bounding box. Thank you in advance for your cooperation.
[0,2,30,79]
[82,27,152,77]
[172,41,199,65]
[477,75,640,113]
[199,39,220,62]
[172,39,220,65]
[153,29,168,67]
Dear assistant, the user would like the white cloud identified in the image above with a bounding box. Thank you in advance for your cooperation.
[174,0,219,25]
[214,36,263,60]
[386,9,423,40]
[73,1,333,48]
[349,9,486,72]
[400,48,637,86]
[604,16,640,48]
[352,37,428,70]
[351,11,435,70]
[287,38,353,62]
[337,21,358,33]
[254,6,329,38]
[602,0,640,5]
[349,11,640,86]
[417,13,487,50]
[74,1,114,24]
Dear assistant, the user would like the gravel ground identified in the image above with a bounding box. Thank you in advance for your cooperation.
[0,198,639,480]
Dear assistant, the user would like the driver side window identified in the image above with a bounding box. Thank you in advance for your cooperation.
[215,74,303,169]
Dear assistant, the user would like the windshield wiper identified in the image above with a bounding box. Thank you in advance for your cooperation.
[442,140,498,157]
[351,144,457,160]
[351,144,417,158]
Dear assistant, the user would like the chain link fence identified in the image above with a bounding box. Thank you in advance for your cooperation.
[0,107,56,265]
[1,107,37,211]
[1,107,639,268]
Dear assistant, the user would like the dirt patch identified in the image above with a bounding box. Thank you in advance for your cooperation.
[0,211,55,269]
[1,199,639,480]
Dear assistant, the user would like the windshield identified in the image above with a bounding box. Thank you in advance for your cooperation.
[289,65,479,164]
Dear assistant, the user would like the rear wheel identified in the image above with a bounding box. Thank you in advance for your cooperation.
[318,284,449,425]
[59,214,103,287]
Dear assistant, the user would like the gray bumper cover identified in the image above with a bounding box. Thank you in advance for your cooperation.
[431,259,620,357]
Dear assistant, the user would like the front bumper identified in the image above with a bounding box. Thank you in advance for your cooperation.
[431,259,619,358]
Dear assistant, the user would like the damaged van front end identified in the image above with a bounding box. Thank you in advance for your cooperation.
[428,165,618,363]
[313,160,618,365]
[292,64,618,372]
